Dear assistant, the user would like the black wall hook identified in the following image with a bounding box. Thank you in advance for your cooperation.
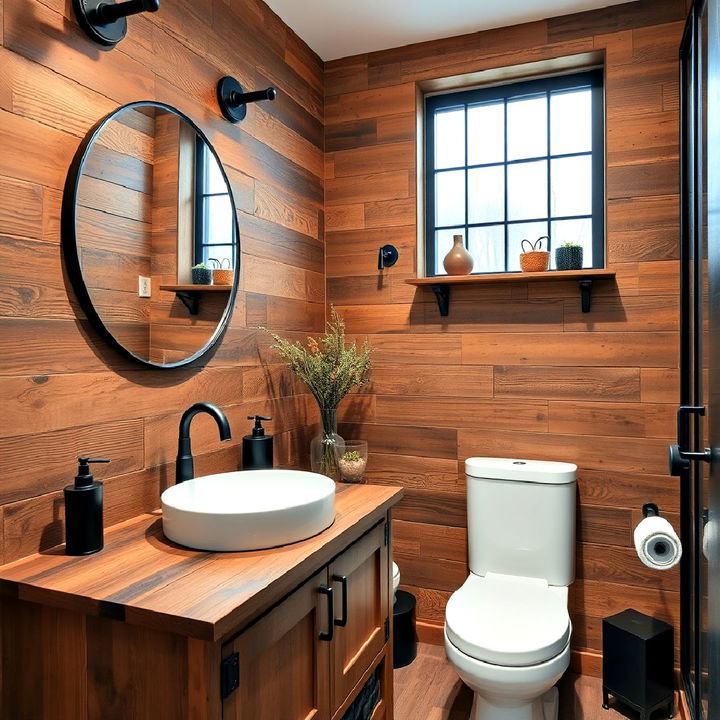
[217,77,277,123]
[378,245,399,270]
[73,0,159,49]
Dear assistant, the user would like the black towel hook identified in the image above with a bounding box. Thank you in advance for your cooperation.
[217,77,277,123]
[73,0,159,49]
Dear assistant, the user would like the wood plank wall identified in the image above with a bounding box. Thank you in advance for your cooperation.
[78,107,155,358]
[0,0,325,564]
[326,0,686,659]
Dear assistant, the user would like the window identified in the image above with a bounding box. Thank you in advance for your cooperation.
[194,138,236,268]
[425,70,604,276]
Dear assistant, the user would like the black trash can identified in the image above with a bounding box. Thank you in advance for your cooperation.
[393,590,417,668]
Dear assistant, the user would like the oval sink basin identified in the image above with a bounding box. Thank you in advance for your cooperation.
[161,470,336,551]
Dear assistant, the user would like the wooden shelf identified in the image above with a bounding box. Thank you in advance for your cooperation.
[405,269,616,316]
[159,284,233,314]
[159,284,232,292]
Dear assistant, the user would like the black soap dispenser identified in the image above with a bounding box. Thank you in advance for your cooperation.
[242,416,273,470]
[64,457,109,556]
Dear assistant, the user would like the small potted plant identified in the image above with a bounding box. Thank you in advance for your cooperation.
[191,263,213,285]
[555,241,584,271]
[334,441,369,484]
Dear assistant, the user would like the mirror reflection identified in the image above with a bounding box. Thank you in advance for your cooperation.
[72,103,238,366]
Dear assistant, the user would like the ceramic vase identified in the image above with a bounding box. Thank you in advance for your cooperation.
[310,407,344,480]
[443,235,474,275]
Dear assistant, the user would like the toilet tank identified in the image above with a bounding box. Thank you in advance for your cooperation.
[466,457,577,586]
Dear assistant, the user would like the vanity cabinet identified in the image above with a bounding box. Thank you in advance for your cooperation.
[0,485,402,720]
[329,522,389,713]
[222,522,390,720]
[221,569,331,720]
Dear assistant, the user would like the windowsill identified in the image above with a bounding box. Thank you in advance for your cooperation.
[405,268,616,315]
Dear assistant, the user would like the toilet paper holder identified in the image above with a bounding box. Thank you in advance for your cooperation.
[642,503,659,518]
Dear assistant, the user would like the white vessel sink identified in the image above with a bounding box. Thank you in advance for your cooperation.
[161,469,336,551]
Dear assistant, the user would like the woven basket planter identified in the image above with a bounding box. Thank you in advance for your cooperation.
[520,237,550,272]
[213,269,234,285]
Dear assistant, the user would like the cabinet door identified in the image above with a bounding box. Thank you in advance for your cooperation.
[222,569,332,720]
[329,522,389,713]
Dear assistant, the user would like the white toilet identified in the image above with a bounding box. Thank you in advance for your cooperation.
[392,561,400,600]
[444,457,577,720]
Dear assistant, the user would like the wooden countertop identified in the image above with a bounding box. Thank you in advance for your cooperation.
[0,483,403,643]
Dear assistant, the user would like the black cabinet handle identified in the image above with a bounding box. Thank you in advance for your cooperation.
[318,585,334,641]
[332,574,348,627]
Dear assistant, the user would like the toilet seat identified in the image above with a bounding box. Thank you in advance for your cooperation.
[445,572,570,667]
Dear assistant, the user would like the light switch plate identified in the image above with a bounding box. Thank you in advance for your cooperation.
[138,276,152,298]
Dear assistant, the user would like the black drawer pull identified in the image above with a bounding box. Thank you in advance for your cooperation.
[318,585,334,641]
[333,574,348,627]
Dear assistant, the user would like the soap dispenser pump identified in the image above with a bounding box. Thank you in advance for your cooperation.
[242,416,273,470]
[64,457,109,556]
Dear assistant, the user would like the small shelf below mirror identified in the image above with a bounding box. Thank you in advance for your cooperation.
[405,269,616,316]
[159,284,232,315]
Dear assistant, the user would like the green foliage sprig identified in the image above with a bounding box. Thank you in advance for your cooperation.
[559,242,582,249]
[269,308,372,409]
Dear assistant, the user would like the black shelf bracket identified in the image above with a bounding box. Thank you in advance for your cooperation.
[578,279,593,313]
[431,284,450,316]
[175,291,200,315]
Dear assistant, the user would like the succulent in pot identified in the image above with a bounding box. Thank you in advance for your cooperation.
[191,263,213,285]
[555,242,584,271]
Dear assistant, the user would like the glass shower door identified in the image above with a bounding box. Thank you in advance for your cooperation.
[679,1,720,717]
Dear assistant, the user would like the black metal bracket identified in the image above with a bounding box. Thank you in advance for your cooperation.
[175,291,200,315]
[579,278,593,313]
[217,76,276,123]
[220,652,239,699]
[642,502,660,518]
[72,0,159,49]
[431,284,450,316]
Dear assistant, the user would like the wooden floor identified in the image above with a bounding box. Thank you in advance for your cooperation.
[394,644,671,720]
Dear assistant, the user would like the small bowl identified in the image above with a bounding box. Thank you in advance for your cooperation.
[334,440,369,484]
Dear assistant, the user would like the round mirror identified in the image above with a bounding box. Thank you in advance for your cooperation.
[62,102,240,368]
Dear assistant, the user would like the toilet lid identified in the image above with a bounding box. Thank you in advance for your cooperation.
[445,573,570,667]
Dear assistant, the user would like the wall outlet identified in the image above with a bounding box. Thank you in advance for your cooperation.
[138,276,152,298]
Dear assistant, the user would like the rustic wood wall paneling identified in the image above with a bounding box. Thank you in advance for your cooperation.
[0,0,324,565]
[327,0,685,658]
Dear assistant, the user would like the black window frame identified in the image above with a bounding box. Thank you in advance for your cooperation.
[194,136,237,268]
[424,69,605,277]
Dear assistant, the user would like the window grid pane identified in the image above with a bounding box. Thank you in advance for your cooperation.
[427,71,603,276]
[195,141,237,268]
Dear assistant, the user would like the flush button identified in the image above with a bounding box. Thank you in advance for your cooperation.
[512,461,526,465]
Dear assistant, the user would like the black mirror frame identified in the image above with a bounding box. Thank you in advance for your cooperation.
[61,100,241,369]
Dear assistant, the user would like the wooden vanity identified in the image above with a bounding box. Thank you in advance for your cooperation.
[0,483,403,720]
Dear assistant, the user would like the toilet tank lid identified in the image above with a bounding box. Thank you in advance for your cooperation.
[465,457,576,484]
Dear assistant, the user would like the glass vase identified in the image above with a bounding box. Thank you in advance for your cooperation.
[310,407,344,480]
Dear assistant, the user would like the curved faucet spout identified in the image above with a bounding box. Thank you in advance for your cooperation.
[176,402,232,483]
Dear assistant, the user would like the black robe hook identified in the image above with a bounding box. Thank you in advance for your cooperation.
[217,77,277,123]
[73,0,159,49]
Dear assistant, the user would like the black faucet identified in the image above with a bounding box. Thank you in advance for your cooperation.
[176,402,232,483]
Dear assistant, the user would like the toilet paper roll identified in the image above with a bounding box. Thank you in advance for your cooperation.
[634,515,682,570]
[703,518,716,562]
